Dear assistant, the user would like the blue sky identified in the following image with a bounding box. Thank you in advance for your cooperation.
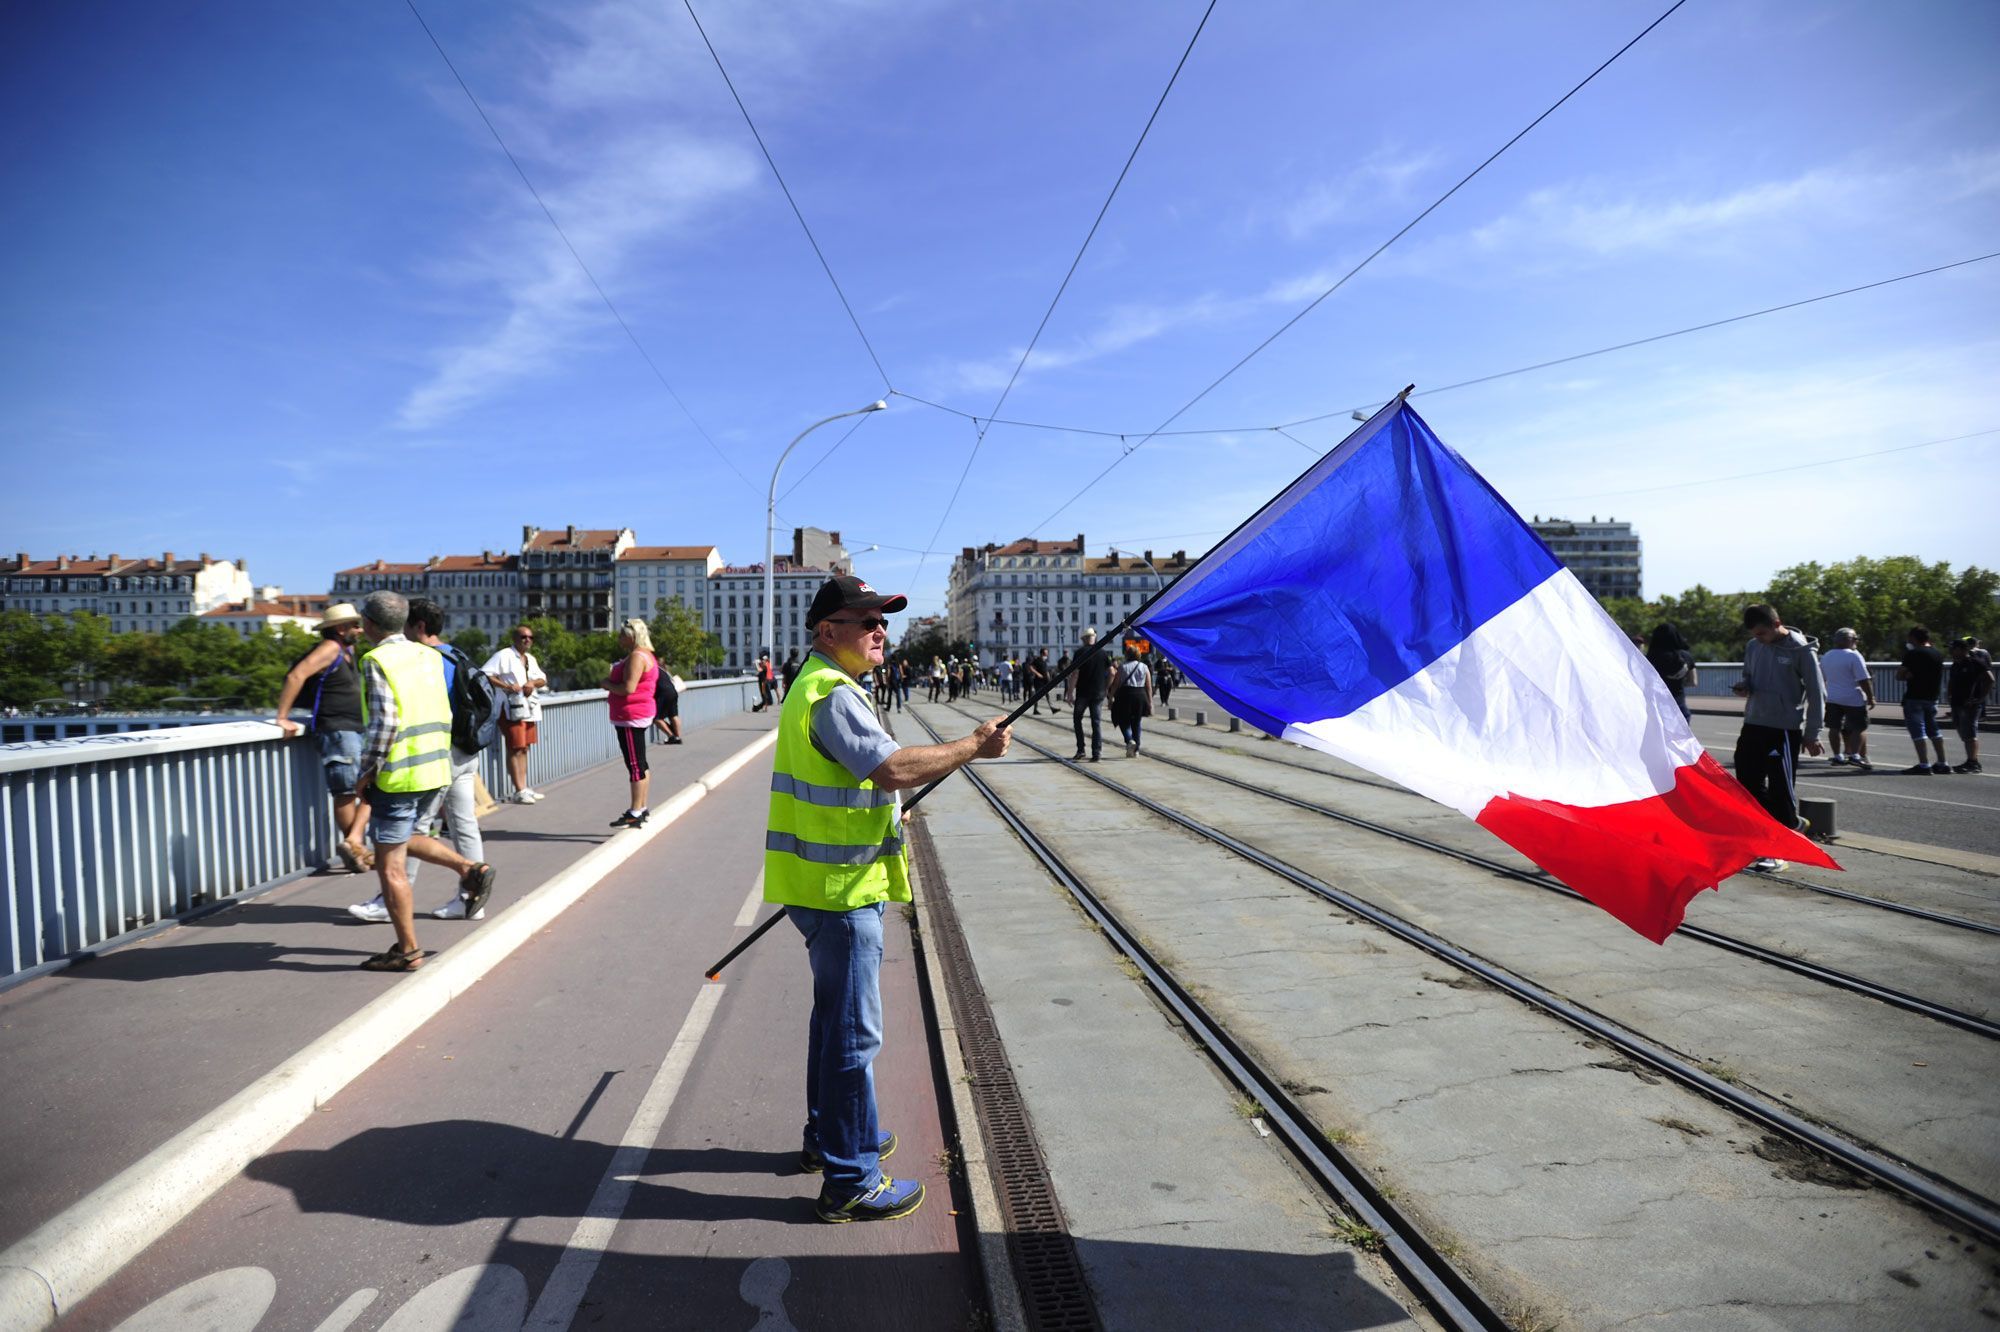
[3,0,1995,618]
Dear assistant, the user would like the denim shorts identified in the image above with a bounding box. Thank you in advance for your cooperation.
[315,729,365,796]
[369,787,446,846]
[1902,699,1941,742]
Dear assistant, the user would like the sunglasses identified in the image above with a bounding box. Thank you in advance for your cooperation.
[828,616,890,632]
[514,634,534,642]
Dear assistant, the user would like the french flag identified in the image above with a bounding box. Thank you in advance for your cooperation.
[1135,398,1836,943]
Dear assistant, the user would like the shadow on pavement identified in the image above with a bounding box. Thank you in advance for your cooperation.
[63,942,365,981]
[246,1120,809,1226]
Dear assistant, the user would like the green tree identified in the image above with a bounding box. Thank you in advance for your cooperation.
[899,625,972,668]
[648,598,724,677]
[1765,557,2000,657]
[517,617,577,684]
[1652,584,1753,660]
[0,611,65,706]
[452,626,492,663]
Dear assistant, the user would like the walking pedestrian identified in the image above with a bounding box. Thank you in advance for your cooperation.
[1112,646,1153,757]
[1730,603,1825,872]
[1896,626,1949,774]
[1644,623,1698,721]
[782,650,802,699]
[927,656,945,703]
[484,626,548,803]
[405,599,498,920]
[1155,657,1178,710]
[1945,637,1992,773]
[272,602,373,873]
[606,618,659,827]
[1819,628,1875,771]
[652,664,685,746]
[1071,629,1109,762]
[765,574,1010,1222]
[998,656,1014,702]
[1026,649,1052,714]
[754,652,777,712]
[346,591,496,969]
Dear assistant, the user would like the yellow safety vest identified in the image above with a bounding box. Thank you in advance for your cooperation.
[362,638,453,793]
[764,653,910,911]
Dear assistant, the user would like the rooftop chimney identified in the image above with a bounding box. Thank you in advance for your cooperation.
[566,523,576,545]
[163,551,175,565]
[483,550,493,563]
[57,555,70,570]
[15,552,27,567]
[1143,550,1153,564]
[199,552,210,563]
[108,552,120,563]
[1075,533,1085,550]
[523,524,539,544]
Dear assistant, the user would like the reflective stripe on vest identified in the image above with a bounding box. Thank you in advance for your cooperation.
[765,829,906,865]
[365,639,454,793]
[763,653,911,911]
[770,771,899,809]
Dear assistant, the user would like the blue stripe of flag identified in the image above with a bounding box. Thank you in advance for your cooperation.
[1136,402,1560,735]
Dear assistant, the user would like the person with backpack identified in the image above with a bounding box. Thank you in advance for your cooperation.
[401,597,500,920]
[606,618,660,828]
[1945,636,1992,773]
[272,602,374,874]
[652,661,685,745]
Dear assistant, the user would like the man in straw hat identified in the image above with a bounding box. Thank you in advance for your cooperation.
[274,601,374,873]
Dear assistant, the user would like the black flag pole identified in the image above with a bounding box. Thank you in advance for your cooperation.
[704,386,1416,979]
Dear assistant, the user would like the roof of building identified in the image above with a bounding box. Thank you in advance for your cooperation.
[617,545,719,562]
[525,527,626,551]
[430,553,519,571]
[987,535,1085,557]
[713,562,833,577]
[1080,550,1193,575]
[335,560,429,576]
[3,551,225,576]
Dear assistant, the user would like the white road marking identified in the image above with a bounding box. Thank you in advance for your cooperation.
[379,1265,526,1331]
[739,1256,800,1330]
[1794,780,1999,811]
[111,1266,275,1331]
[524,983,726,1331]
[735,871,767,927]
[311,1289,379,1332]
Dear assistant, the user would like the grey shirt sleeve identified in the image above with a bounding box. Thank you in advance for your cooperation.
[810,685,900,782]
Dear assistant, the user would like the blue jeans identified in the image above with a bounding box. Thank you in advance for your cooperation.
[789,902,886,1197]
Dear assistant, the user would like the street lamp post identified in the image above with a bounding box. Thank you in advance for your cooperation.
[766,401,887,669]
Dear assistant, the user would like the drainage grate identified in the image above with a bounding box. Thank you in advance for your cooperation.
[909,816,1101,1332]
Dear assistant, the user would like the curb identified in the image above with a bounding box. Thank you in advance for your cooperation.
[909,838,1030,1332]
[0,728,779,1331]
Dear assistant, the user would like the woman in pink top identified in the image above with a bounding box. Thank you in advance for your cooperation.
[605,618,659,828]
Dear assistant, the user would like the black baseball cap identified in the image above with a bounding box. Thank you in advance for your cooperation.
[807,574,908,627]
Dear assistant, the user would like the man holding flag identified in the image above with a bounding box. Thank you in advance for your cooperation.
[764,574,1010,1222]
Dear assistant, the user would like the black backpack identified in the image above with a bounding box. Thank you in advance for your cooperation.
[438,643,500,752]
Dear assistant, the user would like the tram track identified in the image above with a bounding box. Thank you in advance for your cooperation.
[979,707,2000,1040]
[1145,704,2000,936]
[902,707,1510,1332]
[919,700,2000,1249]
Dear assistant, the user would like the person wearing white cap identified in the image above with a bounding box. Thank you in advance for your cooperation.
[273,602,373,872]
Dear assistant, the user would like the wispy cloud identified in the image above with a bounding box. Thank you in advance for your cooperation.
[1274,148,1440,238]
[395,0,918,430]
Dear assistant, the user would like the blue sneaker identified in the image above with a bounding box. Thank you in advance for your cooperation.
[799,1130,896,1174]
[816,1174,923,1223]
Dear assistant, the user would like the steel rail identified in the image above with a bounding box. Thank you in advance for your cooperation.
[904,709,1506,1332]
[933,704,2000,1247]
[1131,707,2000,936]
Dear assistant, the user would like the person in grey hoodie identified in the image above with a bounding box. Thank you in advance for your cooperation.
[1731,603,1826,870]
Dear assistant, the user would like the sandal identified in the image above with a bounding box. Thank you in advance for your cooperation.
[359,945,425,972]
[335,842,367,874]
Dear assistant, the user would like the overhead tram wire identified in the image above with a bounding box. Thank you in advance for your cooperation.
[889,249,2000,443]
[401,0,755,496]
[682,0,893,392]
[1549,426,2000,503]
[907,0,1219,590]
[1025,0,1692,532]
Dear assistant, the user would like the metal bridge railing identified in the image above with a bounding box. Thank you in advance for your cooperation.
[0,679,757,983]
[1686,662,1911,703]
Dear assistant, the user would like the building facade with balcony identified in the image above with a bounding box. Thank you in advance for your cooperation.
[0,551,253,634]
[947,535,1193,666]
[520,525,635,635]
[1528,516,1643,600]
[705,562,836,673]
[427,552,522,639]
[616,546,721,622]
